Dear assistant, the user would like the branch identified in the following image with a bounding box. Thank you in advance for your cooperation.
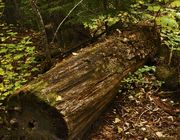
[51,0,84,43]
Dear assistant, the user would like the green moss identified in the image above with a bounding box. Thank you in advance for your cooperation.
[39,92,59,106]
[29,80,62,106]
[30,80,47,92]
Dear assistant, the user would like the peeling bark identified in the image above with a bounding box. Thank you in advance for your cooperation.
[5,26,159,140]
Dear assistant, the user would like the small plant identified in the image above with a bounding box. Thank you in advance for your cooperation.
[122,66,164,91]
[83,15,120,36]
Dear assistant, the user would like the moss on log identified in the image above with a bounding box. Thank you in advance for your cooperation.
[5,26,159,140]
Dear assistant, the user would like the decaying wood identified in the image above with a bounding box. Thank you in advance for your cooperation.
[5,26,159,140]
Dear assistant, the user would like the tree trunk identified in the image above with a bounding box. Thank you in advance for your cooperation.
[3,0,17,24]
[5,26,159,140]
[30,0,52,69]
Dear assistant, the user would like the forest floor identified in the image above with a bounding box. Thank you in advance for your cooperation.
[86,72,180,140]
[1,26,179,140]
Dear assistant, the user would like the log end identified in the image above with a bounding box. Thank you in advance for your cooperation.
[5,92,68,140]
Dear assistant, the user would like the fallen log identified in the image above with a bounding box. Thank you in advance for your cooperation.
[5,26,159,140]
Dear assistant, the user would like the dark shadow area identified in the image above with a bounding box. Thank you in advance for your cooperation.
[2,92,68,140]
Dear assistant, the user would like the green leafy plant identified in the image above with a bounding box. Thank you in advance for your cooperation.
[0,23,38,104]
[122,66,163,91]
[83,15,120,36]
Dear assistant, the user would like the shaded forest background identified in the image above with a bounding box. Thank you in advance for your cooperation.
[0,0,180,139]
[1,0,179,103]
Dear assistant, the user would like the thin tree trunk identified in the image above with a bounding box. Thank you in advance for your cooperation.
[30,0,52,68]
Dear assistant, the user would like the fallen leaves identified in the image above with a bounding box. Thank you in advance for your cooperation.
[114,118,121,124]
[87,72,180,140]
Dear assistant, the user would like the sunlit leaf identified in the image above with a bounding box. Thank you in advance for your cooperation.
[0,68,4,75]
[171,0,180,7]
[13,54,24,60]
[156,16,179,29]
[0,48,8,54]
[148,5,161,12]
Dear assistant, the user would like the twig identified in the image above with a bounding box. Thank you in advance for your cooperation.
[168,46,173,65]
[138,109,149,121]
[51,0,84,43]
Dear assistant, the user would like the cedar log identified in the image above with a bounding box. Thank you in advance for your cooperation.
[5,26,159,140]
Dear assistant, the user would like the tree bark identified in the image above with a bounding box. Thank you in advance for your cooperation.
[5,26,159,140]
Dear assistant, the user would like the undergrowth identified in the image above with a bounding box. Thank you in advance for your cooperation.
[0,23,39,105]
[121,65,164,94]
